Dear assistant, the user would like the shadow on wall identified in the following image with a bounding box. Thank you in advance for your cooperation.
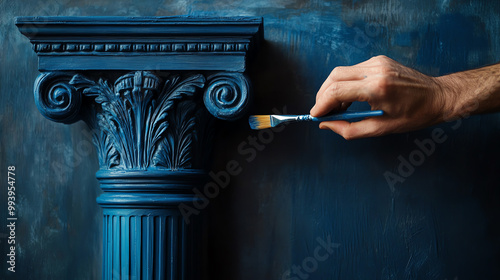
[207,39,307,280]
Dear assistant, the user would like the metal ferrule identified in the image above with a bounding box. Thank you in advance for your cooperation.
[270,115,313,127]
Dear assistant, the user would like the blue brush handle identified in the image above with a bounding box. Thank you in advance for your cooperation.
[301,110,384,122]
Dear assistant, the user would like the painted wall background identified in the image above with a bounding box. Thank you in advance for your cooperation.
[1,0,499,279]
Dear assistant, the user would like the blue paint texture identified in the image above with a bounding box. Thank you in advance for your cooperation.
[1,0,500,280]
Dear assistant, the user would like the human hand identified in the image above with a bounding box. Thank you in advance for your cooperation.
[310,55,452,139]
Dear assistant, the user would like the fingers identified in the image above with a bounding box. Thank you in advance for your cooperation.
[311,80,371,117]
[314,65,391,115]
[319,118,389,140]
[329,66,374,81]
[315,55,395,102]
[316,66,371,102]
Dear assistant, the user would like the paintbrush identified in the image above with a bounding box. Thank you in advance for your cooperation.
[249,110,384,130]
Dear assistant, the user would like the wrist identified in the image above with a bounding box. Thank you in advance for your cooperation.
[435,63,500,120]
[434,73,468,121]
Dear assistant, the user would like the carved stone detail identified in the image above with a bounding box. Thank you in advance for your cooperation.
[34,71,250,170]
[73,71,206,170]
[19,16,262,280]
[34,42,250,53]
[34,72,82,124]
[203,72,250,120]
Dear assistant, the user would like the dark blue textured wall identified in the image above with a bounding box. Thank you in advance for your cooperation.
[1,1,499,279]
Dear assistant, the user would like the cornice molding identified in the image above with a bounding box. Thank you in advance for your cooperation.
[16,16,263,71]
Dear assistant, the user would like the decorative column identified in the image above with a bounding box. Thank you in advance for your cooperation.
[17,16,262,280]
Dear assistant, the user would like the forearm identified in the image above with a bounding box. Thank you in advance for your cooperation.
[437,62,500,120]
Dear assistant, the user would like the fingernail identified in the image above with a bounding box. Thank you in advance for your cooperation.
[319,123,325,130]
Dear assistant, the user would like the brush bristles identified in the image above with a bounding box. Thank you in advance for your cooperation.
[249,115,272,130]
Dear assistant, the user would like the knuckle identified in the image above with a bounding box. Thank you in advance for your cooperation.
[378,65,392,74]
[372,56,396,71]
[327,82,340,95]
[342,130,358,140]
[330,67,344,78]
[371,55,388,63]
[376,54,389,60]
[377,75,390,88]
[378,74,391,89]
[343,133,354,140]
[341,124,355,140]
[368,76,390,98]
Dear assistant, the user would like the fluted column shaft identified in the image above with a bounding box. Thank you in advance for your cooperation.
[97,170,206,280]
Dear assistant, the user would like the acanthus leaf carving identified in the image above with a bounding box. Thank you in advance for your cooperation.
[153,101,197,170]
[146,74,205,169]
[67,71,208,170]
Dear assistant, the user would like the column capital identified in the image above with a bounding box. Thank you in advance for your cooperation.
[33,70,250,170]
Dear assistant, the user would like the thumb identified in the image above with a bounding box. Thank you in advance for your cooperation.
[319,118,386,140]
